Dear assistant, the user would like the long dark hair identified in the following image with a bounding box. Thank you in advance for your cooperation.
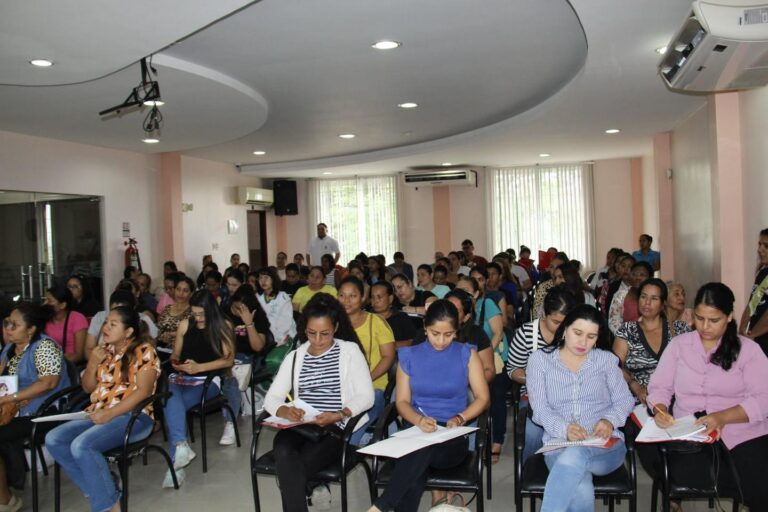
[189,290,233,358]
[556,262,586,304]
[543,284,578,317]
[110,306,153,383]
[546,304,612,352]
[298,293,361,349]
[445,289,475,341]
[256,267,281,298]
[46,285,73,310]
[695,282,740,370]
[638,278,668,316]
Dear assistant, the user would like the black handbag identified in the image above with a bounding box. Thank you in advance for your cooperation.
[287,353,341,442]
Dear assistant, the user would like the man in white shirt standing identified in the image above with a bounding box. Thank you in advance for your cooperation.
[306,223,340,266]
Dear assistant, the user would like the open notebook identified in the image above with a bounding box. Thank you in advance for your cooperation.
[262,398,320,429]
[636,415,715,443]
[536,436,620,454]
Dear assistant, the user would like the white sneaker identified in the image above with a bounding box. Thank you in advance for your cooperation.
[219,421,236,446]
[173,442,196,469]
[310,484,332,511]
[162,468,184,489]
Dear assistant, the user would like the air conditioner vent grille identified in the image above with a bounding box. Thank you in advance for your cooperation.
[744,7,768,25]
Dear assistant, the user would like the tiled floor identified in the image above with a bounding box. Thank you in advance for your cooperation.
[20,414,743,511]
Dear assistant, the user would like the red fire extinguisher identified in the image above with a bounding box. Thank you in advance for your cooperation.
[124,237,143,272]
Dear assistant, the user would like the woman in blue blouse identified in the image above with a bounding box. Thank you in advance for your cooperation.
[368,300,489,512]
[527,304,634,512]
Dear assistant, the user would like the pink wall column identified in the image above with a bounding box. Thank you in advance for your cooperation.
[653,133,674,280]
[275,215,288,252]
[159,152,185,267]
[432,186,452,253]
[710,92,747,312]
[630,157,644,240]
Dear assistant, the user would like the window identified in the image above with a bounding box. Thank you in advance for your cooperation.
[309,175,399,262]
[488,163,595,269]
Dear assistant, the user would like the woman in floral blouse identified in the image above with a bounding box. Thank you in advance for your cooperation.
[46,307,160,512]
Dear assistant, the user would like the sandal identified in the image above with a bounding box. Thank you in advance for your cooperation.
[491,443,502,464]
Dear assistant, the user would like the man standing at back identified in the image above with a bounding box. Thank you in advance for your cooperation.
[462,239,488,267]
[632,234,660,272]
[307,223,340,266]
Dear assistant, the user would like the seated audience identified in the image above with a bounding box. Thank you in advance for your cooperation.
[163,260,178,278]
[221,268,247,311]
[338,276,395,444]
[321,253,341,288]
[392,273,436,316]
[606,254,635,333]
[508,285,577,461]
[368,300,489,512]
[648,282,768,510]
[346,260,371,304]
[415,264,451,299]
[0,302,70,509]
[527,305,634,512]
[136,272,159,313]
[369,281,418,349]
[446,251,471,284]
[431,264,454,290]
[256,267,297,346]
[461,239,488,267]
[156,275,194,350]
[589,248,622,291]
[740,227,768,356]
[281,263,306,297]
[46,307,159,512]
[156,272,178,314]
[367,255,388,285]
[387,251,414,282]
[621,261,653,323]
[66,275,101,318]
[552,261,595,307]
[163,290,235,486]
[444,288,495,382]
[632,234,660,272]
[85,290,158,360]
[470,267,510,327]
[44,285,89,364]
[266,294,374,512]
[223,253,241,280]
[275,251,288,281]
[292,266,338,312]
[204,270,224,304]
[195,254,214,288]
[493,252,530,292]
[665,281,694,330]
[532,252,569,319]
[487,260,520,313]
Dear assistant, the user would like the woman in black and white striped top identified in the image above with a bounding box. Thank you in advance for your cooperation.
[507,285,577,462]
[264,293,374,512]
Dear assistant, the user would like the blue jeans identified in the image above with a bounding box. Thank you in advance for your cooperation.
[221,353,255,421]
[350,388,385,446]
[519,401,545,462]
[165,382,220,461]
[45,413,154,512]
[541,440,626,512]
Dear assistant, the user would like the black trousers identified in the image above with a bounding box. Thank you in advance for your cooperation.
[375,435,468,512]
[273,427,344,512]
[0,417,33,490]
[490,372,511,444]
[663,434,768,509]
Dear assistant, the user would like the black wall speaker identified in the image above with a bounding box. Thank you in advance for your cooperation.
[273,180,298,216]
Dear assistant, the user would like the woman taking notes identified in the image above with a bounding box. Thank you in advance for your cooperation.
[369,300,489,512]
[526,305,634,512]
[647,282,768,509]
[265,294,374,512]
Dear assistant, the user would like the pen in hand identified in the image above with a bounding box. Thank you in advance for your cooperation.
[416,405,437,432]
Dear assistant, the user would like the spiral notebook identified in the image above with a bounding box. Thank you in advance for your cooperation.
[536,436,620,454]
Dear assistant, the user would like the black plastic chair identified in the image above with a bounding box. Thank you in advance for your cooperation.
[371,403,490,512]
[185,372,241,472]
[650,442,740,512]
[54,392,179,512]
[28,385,90,512]
[250,410,375,512]
[514,409,637,512]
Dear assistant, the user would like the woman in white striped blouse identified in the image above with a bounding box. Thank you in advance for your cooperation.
[527,304,635,512]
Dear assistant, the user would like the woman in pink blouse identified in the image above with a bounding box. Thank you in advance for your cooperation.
[647,282,768,509]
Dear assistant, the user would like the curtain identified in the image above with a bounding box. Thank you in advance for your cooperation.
[310,175,399,262]
[488,163,595,269]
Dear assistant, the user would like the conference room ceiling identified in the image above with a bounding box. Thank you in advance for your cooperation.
[0,0,704,176]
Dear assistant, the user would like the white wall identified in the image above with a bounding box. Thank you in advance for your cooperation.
[670,105,716,295]
[642,153,660,244]
[0,130,161,294]
[398,179,436,265]
[592,159,635,266]
[179,155,264,278]
[450,170,489,259]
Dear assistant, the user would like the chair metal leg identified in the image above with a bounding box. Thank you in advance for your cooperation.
[252,470,261,512]
[36,445,49,476]
[529,496,536,512]
[120,457,129,512]
[608,496,615,512]
[651,480,658,512]
[630,494,637,512]
[31,443,39,512]
[54,463,61,512]
[187,413,196,443]
[341,473,348,512]
[362,462,376,502]
[147,445,179,488]
[200,413,208,472]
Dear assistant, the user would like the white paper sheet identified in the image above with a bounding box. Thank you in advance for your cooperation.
[31,411,89,423]
[357,426,478,458]
[262,399,321,428]
[635,415,709,443]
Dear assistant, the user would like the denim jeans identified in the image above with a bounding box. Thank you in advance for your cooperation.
[519,401,545,462]
[221,353,255,421]
[541,440,626,512]
[350,388,385,446]
[165,381,220,461]
[45,413,154,512]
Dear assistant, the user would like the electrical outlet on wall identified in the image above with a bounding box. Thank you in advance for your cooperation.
[212,243,219,251]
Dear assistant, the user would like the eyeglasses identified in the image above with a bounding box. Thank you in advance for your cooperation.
[67,284,82,289]
[2,319,19,330]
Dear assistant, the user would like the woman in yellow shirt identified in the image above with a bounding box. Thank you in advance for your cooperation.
[292,266,338,312]
[338,276,395,445]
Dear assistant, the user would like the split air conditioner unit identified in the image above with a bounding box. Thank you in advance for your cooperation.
[402,168,478,187]
[236,187,274,207]
[659,0,768,92]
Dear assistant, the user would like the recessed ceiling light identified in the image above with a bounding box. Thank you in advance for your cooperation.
[656,46,668,55]
[29,59,53,67]
[338,133,356,139]
[605,128,621,134]
[142,138,160,144]
[442,162,452,166]
[371,40,401,50]
[398,102,418,109]
[539,153,551,157]
[252,150,266,155]
[323,172,333,175]
[143,100,165,107]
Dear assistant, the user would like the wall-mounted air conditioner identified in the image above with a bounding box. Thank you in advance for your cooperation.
[659,0,768,92]
[236,187,274,207]
[402,169,478,187]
